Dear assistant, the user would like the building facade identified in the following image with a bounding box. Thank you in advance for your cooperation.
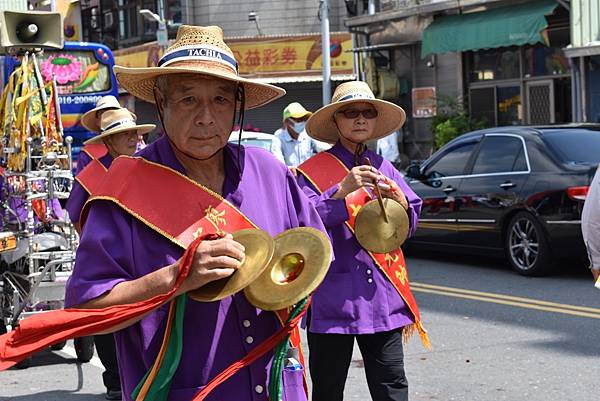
[346,0,572,161]
[564,0,600,123]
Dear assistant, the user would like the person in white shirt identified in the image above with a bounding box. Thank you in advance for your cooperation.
[271,102,329,167]
[376,130,401,166]
[582,165,600,284]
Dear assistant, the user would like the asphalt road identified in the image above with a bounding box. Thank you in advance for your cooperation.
[1,251,598,401]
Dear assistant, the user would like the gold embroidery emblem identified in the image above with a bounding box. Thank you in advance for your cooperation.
[205,206,227,229]
[384,253,399,268]
[395,266,407,286]
[349,204,362,217]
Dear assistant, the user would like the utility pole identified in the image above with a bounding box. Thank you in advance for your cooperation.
[141,0,168,53]
[157,0,168,53]
[320,0,331,105]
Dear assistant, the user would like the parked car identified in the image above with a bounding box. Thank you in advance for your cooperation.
[228,130,273,152]
[404,124,600,276]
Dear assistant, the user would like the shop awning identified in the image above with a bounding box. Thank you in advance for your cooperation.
[421,0,559,58]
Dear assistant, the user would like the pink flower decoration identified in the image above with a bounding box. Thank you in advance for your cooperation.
[41,54,82,85]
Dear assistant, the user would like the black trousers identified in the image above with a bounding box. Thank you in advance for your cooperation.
[308,329,408,401]
[94,334,121,391]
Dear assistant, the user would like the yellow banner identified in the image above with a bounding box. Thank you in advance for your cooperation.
[114,33,354,77]
[229,33,353,76]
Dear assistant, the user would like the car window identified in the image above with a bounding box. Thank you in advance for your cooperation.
[471,136,525,174]
[541,129,600,165]
[512,146,528,172]
[424,142,477,178]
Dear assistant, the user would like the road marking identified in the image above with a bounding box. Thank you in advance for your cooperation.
[411,282,600,319]
[55,345,104,369]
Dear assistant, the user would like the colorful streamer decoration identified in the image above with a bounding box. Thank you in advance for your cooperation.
[0,52,66,172]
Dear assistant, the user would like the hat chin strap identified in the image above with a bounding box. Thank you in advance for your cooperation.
[334,120,366,166]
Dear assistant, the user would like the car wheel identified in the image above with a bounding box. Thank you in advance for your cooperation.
[74,336,95,363]
[505,212,554,276]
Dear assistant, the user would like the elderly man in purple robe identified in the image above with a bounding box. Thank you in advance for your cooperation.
[64,25,326,401]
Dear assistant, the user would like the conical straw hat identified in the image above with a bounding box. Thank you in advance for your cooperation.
[306,81,406,144]
[84,108,155,144]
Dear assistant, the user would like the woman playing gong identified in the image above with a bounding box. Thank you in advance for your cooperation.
[296,81,429,401]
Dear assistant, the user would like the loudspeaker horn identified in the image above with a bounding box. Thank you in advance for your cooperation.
[0,11,64,52]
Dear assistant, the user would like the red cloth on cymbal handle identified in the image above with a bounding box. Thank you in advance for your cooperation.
[0,234,218,370]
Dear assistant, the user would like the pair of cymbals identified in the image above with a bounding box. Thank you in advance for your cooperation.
[188,229,274,303]
[188,227,331,311]
[355,198,409,254]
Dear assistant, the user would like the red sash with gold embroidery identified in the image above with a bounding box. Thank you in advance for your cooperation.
[298,152,430,347]
[81,143,108,160]
[76,157,108,195]
[76,144,109,195]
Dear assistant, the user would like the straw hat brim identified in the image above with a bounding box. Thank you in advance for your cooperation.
[305,98,406,144]
[81,105,121,132]
[114,65,286,109]
[84,124,156,145]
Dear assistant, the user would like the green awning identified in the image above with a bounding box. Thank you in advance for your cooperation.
[421,0,559,58]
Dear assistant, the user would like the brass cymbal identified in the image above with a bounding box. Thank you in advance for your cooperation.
[355,198,409,254]
[188,229,275,302]
[244,227,332,311]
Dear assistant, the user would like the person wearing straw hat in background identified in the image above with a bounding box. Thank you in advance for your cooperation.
[66,107,155,400]
[63,25,326,401]
[76,95,124,174]
[271,102,329,167]
[296,81,428,401]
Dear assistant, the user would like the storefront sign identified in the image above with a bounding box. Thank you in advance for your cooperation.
[412,87,436,118]
[230,33,353,77]
[114,32,354,78]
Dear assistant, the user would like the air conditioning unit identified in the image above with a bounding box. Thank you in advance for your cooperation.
[103,12,114,29]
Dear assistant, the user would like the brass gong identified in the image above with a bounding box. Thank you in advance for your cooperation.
[244,227,332,311]
[188,229,275,302]
[354,198,409,254]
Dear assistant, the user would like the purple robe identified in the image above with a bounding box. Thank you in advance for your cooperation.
[65,135,326,401]
[297,141,422,335]
[66,153,113,224]
[74,150,93,175]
